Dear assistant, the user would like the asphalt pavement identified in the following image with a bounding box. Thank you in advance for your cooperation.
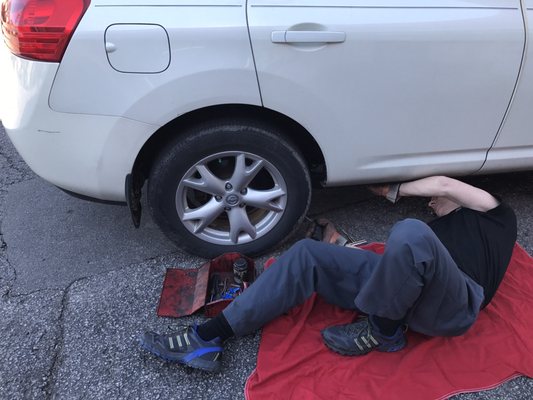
[1,124,532,399]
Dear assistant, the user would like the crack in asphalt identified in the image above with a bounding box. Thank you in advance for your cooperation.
[0,128,66,399]
[42,281,74,399]
[0,214,17,300]
[39,258,166,399]
[0,259,16,299]
[0,190,17,299]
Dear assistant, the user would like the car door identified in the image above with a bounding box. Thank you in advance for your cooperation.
[247,0,525,184]
[483,0,533,172]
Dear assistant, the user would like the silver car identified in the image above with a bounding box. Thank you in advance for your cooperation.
[1,0,532,256]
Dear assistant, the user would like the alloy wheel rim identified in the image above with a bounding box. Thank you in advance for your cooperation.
[176,151,288,245]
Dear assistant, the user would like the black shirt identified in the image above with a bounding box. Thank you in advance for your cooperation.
[428,202,517,307]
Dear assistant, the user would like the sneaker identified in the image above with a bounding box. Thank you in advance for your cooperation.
[140,325,223,372]
[321,318,406,356]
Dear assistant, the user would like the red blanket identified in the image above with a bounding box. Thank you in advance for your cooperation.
[245,243,533,400]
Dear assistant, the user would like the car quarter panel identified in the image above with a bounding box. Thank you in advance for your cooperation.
[483,0,533,172]
[0,43,159,201]
[248,0,525,185]
[49,0,261,125]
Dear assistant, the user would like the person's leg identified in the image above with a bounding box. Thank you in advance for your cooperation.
[223,238,381,336]
[354,218,484,336]
[322,218,484,356]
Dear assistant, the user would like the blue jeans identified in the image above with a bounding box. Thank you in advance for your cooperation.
[223,219,484,337]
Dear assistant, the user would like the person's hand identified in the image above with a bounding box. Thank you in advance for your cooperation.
[369,183,402,203]
[368,184,390,197]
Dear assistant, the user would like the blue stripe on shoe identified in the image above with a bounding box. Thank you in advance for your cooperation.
[182,346,223,362]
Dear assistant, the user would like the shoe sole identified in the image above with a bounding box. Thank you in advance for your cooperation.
[139,337,221,373]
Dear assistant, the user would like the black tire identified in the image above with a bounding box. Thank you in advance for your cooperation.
[147,119,311,258]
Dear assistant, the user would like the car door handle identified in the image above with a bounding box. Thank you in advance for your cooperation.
[271,31,346,44]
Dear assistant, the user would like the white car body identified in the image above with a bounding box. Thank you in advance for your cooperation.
[1,0,533,255]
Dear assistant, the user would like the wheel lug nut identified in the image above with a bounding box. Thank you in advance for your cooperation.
[224,207,231,211]
[215,195,222,201]
[240,188,247,195]
[239,203,245,208]
[225,183,233,191]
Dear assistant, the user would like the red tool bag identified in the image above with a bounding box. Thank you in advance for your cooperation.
[157,253,256,318]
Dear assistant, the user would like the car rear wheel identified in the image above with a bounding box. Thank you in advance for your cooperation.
[148,120,311,258]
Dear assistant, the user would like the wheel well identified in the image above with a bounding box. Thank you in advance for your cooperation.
[132,104,326,187]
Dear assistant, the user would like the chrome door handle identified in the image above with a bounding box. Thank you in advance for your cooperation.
[271,31,346,44]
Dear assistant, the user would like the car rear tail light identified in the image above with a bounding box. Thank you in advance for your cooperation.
[0,0,90,62]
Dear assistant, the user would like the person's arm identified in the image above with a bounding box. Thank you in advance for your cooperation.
[372,176,499,212]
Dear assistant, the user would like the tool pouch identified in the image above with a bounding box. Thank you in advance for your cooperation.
[157,253,256,318]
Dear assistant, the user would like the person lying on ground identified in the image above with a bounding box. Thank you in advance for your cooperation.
[140,175,517,373]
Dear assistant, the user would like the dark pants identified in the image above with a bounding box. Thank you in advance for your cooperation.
[223,219,484,337]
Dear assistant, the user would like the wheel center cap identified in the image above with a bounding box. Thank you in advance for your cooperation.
[225,194,240,206]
